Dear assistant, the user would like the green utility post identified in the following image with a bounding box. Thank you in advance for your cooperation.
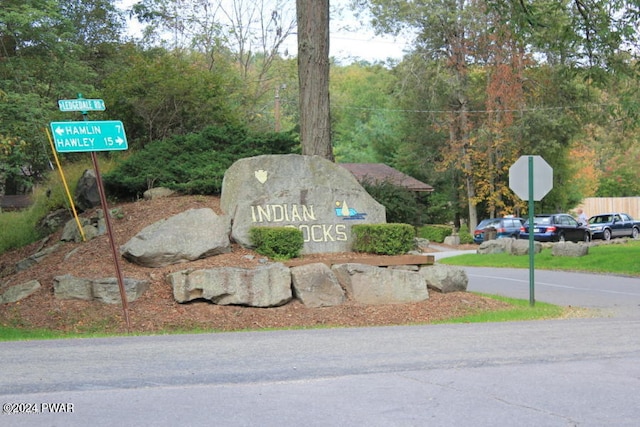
[527,156,535,307]
[509,155,553,308]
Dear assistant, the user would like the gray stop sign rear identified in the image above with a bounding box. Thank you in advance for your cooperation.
[509,155,553,201]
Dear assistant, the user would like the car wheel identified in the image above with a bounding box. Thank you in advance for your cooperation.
[603,228,611,241]
[632,227,639,239]
[558,232,565,242]
[583,232,591,243]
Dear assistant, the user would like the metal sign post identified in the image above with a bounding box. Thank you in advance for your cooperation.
[509,155,553,307]
[527,156,535,307]
[53,95,131,331]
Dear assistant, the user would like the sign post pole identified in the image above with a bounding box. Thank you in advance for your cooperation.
[54,95,131,332]
[527,156,535,307]
[88,148,131,331]
[509,155,553,308]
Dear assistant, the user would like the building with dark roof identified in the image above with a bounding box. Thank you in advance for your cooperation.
[339,163,434,193]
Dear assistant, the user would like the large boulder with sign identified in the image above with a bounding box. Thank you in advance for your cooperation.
[220,154,386,254]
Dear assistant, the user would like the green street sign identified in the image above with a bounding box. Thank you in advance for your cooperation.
[50,121,128,153]
[58,98,106,112]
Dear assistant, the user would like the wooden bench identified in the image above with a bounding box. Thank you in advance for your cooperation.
[284,254,435,268]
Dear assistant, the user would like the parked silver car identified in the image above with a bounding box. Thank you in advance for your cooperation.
[587,213,640,240]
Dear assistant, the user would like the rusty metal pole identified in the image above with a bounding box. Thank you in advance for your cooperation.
[89,152,131,331]
[81,110,131,332]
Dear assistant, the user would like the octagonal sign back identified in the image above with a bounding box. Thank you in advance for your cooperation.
[509,155,553,201]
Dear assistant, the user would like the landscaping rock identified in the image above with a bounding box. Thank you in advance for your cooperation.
[444,235,460,246]
[331,263,428,305]
[420,264,468,293]
[509,239,543,255]
[15,244,61,272]
[477,239,508,254]
[143,187,175,200]
[290,263,345,307]
[74,169,101,211]
[167,263,292,307]
[477,238,542,255]
[552,241,589,257]
[60,210,106,243]
[0,280,41,304]
[53,274,149,303]
[220,154,386,254]
[120,208,231,267]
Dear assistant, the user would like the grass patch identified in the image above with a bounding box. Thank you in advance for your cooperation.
[439,239,640,276]
[434,294,567,324]
[0,326,74,341]
[0,158,117,253]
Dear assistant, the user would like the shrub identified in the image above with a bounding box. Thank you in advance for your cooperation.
[361,180,422,226]
[103,125,297,199]
[351,223,415,255]
[457,224,474,244]
[417,225,453,243]
[249,226,303,260]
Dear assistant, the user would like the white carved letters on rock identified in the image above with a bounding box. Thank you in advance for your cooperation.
[221,154,386,254]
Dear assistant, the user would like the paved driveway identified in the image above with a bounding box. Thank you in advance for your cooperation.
[465,266,640,318]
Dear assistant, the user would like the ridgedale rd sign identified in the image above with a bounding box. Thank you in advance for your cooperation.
[50,121,128,153]
[57,98,106,112]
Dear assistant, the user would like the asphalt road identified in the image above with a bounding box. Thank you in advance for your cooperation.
[1,263,639,426]
[466,266,640,318]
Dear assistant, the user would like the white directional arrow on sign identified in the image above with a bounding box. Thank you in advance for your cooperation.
[49,121,128,153]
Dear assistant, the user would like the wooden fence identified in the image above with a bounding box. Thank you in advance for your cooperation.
[576,197,640,219]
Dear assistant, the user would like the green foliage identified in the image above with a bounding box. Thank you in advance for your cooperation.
[417,225,453,243]
[103,125,297,199]
[331,63,402,163]
[249,227,303,260]
[0,208,44,253]
[457,224,474,244]
[361,180,423,225]
[101,47,243,147]
[421,190,456,224]
[351,223,415,255]
[0,159,108,253]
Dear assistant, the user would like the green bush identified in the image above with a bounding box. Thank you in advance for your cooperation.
[361,180,422,226]
[103,125,297,199]
[457,224,474,244]
[249,226,304,260]
[417,224,453,243]
[351,223,415,255]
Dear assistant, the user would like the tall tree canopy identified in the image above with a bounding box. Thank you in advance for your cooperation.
[356,0,640,226]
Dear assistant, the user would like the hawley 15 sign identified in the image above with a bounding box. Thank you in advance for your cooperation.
[49,120,128,153]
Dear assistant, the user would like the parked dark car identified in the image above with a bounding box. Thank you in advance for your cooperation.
[473,217,524,244]
[519,213,591,243]
[587,212,640,240]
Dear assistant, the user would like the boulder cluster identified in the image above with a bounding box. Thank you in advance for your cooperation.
[1,155,468,308]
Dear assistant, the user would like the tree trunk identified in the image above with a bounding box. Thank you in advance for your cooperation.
[296,0,333,161]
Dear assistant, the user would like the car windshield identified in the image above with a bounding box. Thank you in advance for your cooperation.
[590,215,612,224]
[533,216,551,225]
[476,219,492,229]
